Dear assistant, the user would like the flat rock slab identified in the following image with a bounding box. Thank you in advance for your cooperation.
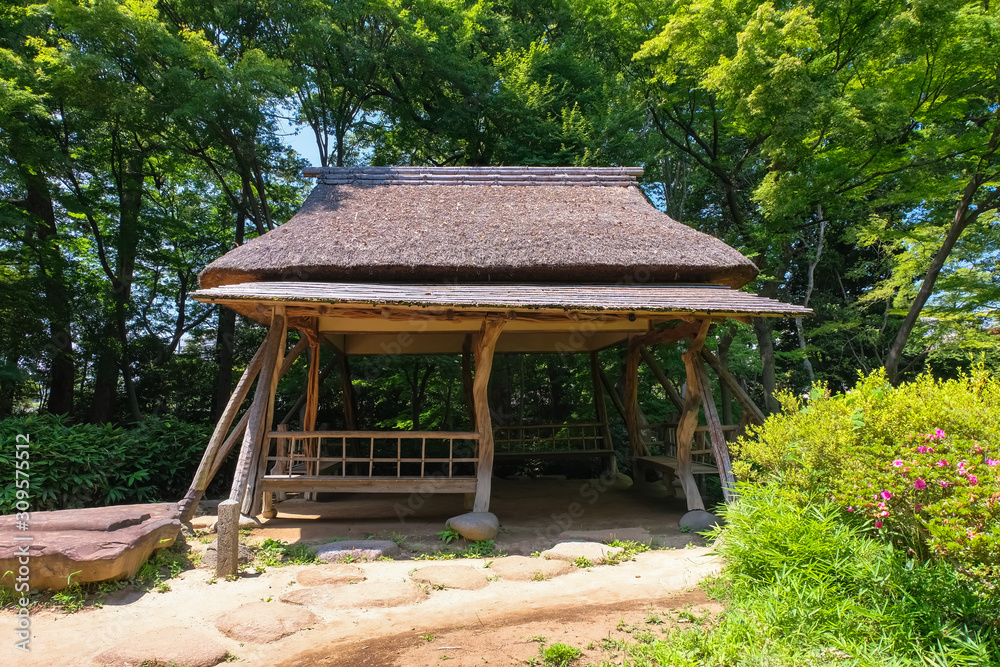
[214,601,320,643]
[92,625,227,667]
[558,527,652,543]
[280,581,427,609]
[541,541,624,564]
[411,564,490,590]
[296,563,367,587]
[314,540,400,562]
[0,503,180,591]
[489,556,573,581]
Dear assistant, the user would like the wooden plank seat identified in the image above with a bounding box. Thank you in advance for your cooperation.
[633,455,719,479]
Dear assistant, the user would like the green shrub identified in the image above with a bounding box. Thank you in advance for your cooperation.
[0,414,211,513]
[732,368,1000,593]
[655,483,1000,666]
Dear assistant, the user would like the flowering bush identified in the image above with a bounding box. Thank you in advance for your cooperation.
[732,367,1000,599]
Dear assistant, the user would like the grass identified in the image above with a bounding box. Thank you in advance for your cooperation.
[540,642,582,666]
[573,556,592,568]
[253,538,318,568]
[587,483,1000,667]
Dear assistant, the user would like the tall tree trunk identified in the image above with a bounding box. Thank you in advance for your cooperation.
[717,327,734,425]
[884,172,992,382]
[212,308,237,421]
[116,150,144,423]
[22,170,74,416]
[90,318,119,423]
[211,190,246,420]
[752,317,780,414]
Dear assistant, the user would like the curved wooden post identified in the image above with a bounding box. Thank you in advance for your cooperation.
[472,316,506,512]
[675,320,712,511]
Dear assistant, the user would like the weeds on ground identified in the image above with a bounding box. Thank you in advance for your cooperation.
[437,526,462,543]
[540,642,582,666]
[253,539,318,568]
[601,539,651,564]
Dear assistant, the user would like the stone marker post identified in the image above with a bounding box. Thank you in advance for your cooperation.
[216,499,240,578]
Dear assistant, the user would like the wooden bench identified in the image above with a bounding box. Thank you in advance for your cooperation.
[493,422,617,473]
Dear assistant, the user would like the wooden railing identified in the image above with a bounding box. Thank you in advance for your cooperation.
[263,430,480,481]
[493,422,609,455]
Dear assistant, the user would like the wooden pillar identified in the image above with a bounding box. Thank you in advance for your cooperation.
[623,340,646,465]
[179,340,268,523]
[472,316,505,513]
[589,352,617,475]
[693,356,737,502]
[675,320,712,511]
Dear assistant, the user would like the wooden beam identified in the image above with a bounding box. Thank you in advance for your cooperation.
[246,311,287,516]
[630,321,703,348]
[693,357,737,502]
[638,346,684,413]
[228,306,284,510]
[700,347,766,425]
[179,339,267,522]
[472,316,506,512]
[207,339,307,481]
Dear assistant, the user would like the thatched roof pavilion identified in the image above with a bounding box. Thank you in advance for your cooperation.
[183,166,809,577]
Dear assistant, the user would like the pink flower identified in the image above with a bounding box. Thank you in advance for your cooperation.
[846,506,854,512]
[933,429,946,439]
[914,478,927,490]
[940,480,949,487]
[917,446,929,453]
[892,459,904,467]
[988,459,999,467]
[968,475,978,486]
[915,504,923,511]
[936,459,948,467]
[880,490,892,500]
[874,520,883,529]
[880,510,889,517]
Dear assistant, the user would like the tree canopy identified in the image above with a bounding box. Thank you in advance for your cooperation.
[1,0,997,429]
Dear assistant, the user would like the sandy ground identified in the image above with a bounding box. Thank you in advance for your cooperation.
[2,479,722,667]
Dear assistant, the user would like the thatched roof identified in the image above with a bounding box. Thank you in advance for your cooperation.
[198,167,759,290]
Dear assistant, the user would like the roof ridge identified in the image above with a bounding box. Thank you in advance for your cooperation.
[301,165,645,186]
